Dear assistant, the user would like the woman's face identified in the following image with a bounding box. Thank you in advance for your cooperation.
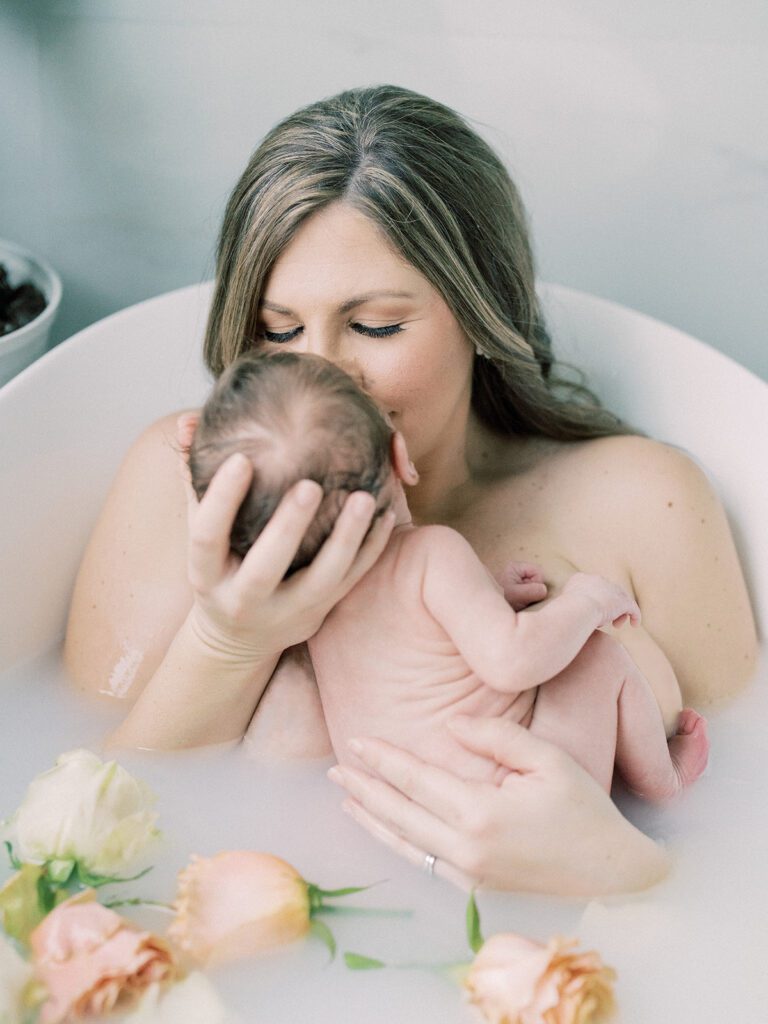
[257,202,475,466]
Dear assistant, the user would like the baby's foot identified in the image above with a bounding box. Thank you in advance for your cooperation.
[668,708,709,790]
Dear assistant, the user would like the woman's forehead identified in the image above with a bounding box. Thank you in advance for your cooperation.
[263,203,427,307]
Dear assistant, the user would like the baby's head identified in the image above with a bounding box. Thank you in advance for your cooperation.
[189,351,395,574]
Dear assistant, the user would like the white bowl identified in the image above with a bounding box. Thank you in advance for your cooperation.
[0,238,62,387]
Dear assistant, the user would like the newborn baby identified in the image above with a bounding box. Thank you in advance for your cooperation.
[189,351,709,800]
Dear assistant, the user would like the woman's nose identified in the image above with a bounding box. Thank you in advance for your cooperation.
[299,330,335,361]
[296,329,359,380]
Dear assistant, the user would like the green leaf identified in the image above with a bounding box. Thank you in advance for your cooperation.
[75,864,152,889]
[36,873,57,914]
[4,840,21,870]
[0,865,47,945]
[344,951,387,970]
[46,859,76,885]
[466,891,484,954]
[311,884,378,898]
[307,879,386,916]
[309,918,337,962]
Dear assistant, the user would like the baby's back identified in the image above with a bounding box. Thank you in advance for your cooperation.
[308,525,534,782]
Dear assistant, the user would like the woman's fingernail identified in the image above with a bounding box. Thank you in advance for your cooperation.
[227,452,250,473]
[295,480,321,506]
[327,767,343,784]
[347,492,375,517]
[348,738,364,756]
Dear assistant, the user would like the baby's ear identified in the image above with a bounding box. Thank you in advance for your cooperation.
[390,431,419,485]
[176,411,200,451]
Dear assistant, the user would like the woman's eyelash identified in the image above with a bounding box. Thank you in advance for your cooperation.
[262,327,301,343]
[261,323,403,343]
[352,322,403,338]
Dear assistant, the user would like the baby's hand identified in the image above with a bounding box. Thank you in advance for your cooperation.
[562,572,641,629]
[496,560,548,611]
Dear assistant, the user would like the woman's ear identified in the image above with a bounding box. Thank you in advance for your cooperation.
[390,431,419,485]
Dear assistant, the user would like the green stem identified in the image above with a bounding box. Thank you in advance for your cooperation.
[315,905,412,918]
[344,951,471,977]
[102,897,174,911]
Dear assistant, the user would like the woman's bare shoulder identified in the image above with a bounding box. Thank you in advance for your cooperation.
[64,409,200,700]
[557,432,702,483]
[552,434,758,702]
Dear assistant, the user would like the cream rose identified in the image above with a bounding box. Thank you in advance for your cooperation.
[0,931,36,1024]
[2,749,158,877]
[463,932,617,1024]
[167,851,312,966]
[29,890,176,1024]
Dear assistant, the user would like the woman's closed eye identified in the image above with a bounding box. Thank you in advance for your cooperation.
[261,322,404,344]
[262,326,302,343]
[353,322,403,338]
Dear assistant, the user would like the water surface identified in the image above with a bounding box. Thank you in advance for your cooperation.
[1,647,765,1023]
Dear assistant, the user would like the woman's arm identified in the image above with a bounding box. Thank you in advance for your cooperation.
[328,716,670,896]
[65,412,395,749]
[64,413,196,701]
[577,437,759,706]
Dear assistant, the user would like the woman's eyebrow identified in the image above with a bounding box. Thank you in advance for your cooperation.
[337,291,416,314]
[259,291,417,317]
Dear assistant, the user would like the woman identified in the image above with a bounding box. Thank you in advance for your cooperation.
[64,85,757,895]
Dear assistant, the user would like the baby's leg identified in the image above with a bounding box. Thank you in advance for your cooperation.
[529,632,708,801]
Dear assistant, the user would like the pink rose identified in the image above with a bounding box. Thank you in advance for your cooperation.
[463,932,616,1024]
[167,851,311,966]
[29,891,175,1024]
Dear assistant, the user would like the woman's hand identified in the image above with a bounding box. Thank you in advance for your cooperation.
[327,715,670,896]
[178,415,396,664]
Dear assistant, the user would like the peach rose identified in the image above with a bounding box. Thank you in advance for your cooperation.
[463,933,616,1024]
[167,851,311,966]
[29,891,175,1024]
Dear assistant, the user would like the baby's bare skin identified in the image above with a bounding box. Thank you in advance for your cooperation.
[311,528,533,784]
[310,523,709,800]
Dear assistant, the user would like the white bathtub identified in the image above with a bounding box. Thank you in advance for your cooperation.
[0,284,766,1023]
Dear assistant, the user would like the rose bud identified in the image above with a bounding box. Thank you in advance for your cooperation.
[29,891,175,1024]
[463,932,617,1024]
[2,749,158,879]
[167,851,312,966]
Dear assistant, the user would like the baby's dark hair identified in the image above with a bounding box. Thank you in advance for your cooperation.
[188,351,394,574]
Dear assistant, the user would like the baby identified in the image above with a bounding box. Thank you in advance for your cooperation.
[189,351,709,800]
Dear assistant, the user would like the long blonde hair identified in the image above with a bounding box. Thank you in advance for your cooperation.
[205,85,628,439]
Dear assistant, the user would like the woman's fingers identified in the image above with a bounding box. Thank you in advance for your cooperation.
[446,715,564,774]
[300,492,383,592]
[187,453,254,590]
[334,737,474,824]
[341,799,473,889]
[338,507,397,590]
[237,480,324,594]
[328,762,459,860]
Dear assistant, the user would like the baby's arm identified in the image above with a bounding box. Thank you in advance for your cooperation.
[422,528,640,692]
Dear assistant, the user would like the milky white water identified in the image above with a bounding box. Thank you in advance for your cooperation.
[1,646,766,1023]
